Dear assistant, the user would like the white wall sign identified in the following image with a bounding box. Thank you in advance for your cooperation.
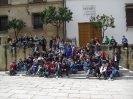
[83,5,96,17]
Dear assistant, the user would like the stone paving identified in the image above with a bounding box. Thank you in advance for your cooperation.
[0,74,133,99]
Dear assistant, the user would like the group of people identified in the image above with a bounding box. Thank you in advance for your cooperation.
[9,35,123,81]
[7,34,47,51]
[103,35,128,49]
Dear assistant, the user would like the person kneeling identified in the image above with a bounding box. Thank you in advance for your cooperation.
[108,66,120,81]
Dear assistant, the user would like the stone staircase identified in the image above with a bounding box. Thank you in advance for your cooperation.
[4,66,133,80]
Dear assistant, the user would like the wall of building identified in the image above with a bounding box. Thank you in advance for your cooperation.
[66,0,133,45]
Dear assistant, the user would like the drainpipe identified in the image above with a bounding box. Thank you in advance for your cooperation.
[63,0,67,41]
[4,44,8,71]
[126,48,129,69]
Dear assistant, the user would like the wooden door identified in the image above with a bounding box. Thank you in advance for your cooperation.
[78,23,101,47]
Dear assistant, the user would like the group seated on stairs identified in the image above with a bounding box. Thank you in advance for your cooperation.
[8,35,124,81]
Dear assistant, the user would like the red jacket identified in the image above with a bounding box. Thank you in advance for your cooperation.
[49,63,55,69]
[94,39,101,45]
[10,63,16,70]
[72,51,77,57]
[101,51,107,59]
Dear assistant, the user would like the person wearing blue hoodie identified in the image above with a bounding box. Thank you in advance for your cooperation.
[83,59,92,78]
[70,61,77,74]
[108,65,120,81]
[122,35,128,49]
[65,45,72,59]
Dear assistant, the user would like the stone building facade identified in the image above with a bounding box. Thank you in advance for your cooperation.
[0,0,64,70]
[0,0,63,44]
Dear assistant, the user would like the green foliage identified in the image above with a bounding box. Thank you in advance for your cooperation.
[40,6,73,37]
[7,18,26,37]
[90,14,115,41]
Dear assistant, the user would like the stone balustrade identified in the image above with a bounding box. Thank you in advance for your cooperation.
[0,44,133,71]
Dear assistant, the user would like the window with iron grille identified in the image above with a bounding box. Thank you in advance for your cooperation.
[125,4,133,27]
[33,0,43,3]
[33,14,43,29]
[0,0,8,5]
[0,16,8,31]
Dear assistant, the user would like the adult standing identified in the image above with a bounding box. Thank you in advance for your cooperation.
[113,49,120,70]
[23,34,29,48]
[40,36,47,52]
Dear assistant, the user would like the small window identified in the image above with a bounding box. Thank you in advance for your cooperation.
[125,4,133,27]
[0,0,8,5]
[33,14,43,29]
[33,0,43,3]
[0,16,8,31]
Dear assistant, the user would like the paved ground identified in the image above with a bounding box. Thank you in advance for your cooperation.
[0,75,133,99]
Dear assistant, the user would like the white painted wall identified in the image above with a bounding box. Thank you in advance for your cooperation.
[66,0,133,45]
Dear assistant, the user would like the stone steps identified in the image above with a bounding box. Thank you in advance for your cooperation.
[4,66,133,80]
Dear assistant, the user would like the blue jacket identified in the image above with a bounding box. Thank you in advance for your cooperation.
[65,46,72,58]
[70,64,77,70]
[83,61,92,69]
[122,38,128,44]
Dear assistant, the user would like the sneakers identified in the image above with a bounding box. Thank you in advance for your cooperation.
[66,76,68,78]
[124,47,128,50]
[86,76,89,78]
[56,76,58,78]
[108,78,114,81]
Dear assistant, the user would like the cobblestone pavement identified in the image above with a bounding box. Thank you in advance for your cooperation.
[0,75,133,99]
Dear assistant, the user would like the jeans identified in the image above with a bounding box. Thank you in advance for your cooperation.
[110,73,119,79]
[44,72,50,77]
[29,67,37,73]
[16,67,22,71]
[10,69,16,76]
[71,69,77,74]
[114,61,119,70]
[54,68,59,76]
[83,67,91,76]
[22,65,27,71]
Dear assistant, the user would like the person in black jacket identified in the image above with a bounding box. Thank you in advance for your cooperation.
[92,62,100,77]
[49,37,53,49]
[60,61,68,77]
[28,35,34,48]
[12,36,18,49]
[44,63,50,78]
[23,34,29,48]
[40,36,47,52]
[18,36,23,48]
[113,49,120,70]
